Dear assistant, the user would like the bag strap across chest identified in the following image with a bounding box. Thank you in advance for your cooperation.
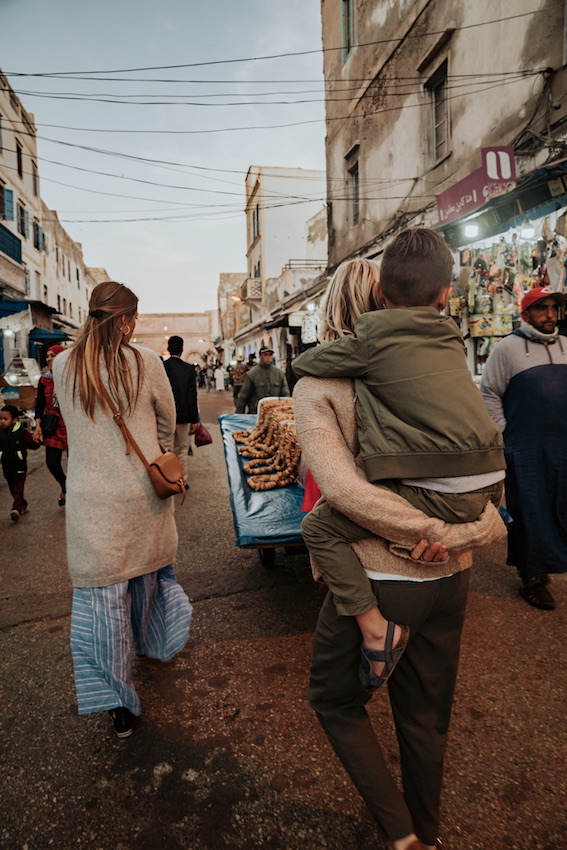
[99,383,162,472]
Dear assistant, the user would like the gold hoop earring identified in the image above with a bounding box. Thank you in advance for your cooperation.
[122,325,130,335]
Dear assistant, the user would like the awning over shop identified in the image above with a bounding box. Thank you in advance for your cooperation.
[260,317,289,330]
[29,327,69,342]
[439,156,567,247]
[27,326,69,364]
[0,297,29,317]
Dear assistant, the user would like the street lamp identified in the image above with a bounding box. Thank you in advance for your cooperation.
[230,294,256,306]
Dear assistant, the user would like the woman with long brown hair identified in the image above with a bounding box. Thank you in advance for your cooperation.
[53,281,192,739]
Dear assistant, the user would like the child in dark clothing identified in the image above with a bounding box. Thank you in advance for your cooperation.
[0,404,41,522]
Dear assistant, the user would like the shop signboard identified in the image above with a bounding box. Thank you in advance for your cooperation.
[437,147,516,225]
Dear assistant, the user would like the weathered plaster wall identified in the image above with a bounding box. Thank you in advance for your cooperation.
[322,0,565,265]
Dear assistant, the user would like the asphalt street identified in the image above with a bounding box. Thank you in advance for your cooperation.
[0,388,565,850]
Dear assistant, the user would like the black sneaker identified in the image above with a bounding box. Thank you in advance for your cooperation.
[108,707,134,738]
[519,577,555,610]
[10,509,20,523]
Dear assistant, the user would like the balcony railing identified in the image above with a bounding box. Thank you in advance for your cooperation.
[282,259,326,272]
[241,277,262,301]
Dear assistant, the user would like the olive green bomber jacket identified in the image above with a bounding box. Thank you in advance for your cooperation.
[292,308,505,481]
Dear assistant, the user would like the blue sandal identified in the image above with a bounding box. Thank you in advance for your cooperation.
[359,621,410,689]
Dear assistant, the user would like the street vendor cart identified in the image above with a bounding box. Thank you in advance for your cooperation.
[219,406,305,568]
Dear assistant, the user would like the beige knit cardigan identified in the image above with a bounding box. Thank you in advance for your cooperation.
[293,377,506,580]
[53,345,178,588]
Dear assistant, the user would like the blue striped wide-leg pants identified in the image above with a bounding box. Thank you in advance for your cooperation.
[70,565,192,716]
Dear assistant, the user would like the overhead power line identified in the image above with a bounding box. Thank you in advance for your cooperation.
[7,71,537,107]
[3,5,558,76]
[8,72,541,142]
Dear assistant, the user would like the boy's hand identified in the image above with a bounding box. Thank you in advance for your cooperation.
[411,539,449,562]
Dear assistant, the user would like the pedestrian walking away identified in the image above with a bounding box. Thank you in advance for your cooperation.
[480,285,567,610]
[294,232,505,691]
[292,232,506,849]
[231,354,249,406]
[214,364,225,391]
[33,344,68,507]
[235,346,290,414]
[163,335,199,482]
[53,280,192,739]
[0,404,41,522]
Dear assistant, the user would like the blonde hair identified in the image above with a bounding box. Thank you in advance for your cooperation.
[318,259,382,341]
[64,281,144,420]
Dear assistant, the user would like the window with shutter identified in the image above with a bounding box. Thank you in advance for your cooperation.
[4,188,14,220]
[17,203,26,236]
[16,141,23,179]
[425,61,451,165]
[342,0,356,62]
[24,209,30,238]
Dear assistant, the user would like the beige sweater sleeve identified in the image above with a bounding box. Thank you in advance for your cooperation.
[293,377,505,578]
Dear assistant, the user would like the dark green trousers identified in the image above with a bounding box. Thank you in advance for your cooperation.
[309,570,470,845]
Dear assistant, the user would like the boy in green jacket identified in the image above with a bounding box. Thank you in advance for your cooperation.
[293,229,505,689]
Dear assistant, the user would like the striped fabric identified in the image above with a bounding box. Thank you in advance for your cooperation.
[70,565,192,715]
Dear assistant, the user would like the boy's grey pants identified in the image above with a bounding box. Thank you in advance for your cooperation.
[309,570,469,846]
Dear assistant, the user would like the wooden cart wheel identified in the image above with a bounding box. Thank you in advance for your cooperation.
[258,548,276,569]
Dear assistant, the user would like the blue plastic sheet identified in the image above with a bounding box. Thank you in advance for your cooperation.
[219,413,305,548]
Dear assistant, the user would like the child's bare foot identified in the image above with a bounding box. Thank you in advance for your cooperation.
[359,620,410,689]
[364,622,404,678]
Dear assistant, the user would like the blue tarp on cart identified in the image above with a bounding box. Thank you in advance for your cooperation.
[219,413,305,547]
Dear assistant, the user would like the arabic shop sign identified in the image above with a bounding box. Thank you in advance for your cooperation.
[436,147,516,225]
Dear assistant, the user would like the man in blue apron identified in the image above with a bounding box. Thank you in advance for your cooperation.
[481,286,567,610]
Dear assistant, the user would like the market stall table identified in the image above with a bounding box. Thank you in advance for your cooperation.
[218,413,305,567]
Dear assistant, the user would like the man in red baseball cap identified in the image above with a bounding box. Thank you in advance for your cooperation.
[520,286,563,322]
[480,285,567,610]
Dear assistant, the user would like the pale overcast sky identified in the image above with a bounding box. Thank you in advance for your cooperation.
[1,0,327,313]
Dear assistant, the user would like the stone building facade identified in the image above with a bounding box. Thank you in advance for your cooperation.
[133,311,219,364]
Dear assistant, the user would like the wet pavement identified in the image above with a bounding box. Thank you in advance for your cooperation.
[0,388,565,850]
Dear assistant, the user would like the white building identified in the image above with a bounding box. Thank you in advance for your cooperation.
[0,69,44,301]
[41,203,96,342]
[217,272,247,367]
[232,166,327,361]
[0,70,102,369]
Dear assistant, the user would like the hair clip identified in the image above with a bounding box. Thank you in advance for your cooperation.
[89,309,105,319]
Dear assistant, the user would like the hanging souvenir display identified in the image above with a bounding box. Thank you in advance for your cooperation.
[454,208,567,377]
